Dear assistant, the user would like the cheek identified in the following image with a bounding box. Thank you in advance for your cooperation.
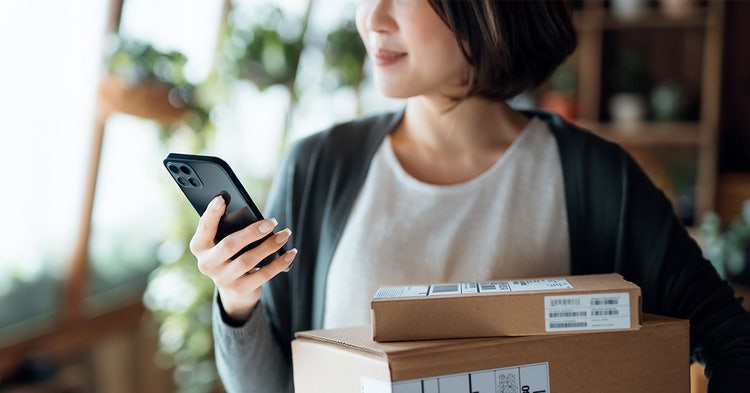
[354,6,370,53]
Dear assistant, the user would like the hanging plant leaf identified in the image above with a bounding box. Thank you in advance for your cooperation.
[324,21,367,89]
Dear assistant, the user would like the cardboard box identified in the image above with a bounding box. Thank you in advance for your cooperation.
[292,314,689,393]
[371,273,641,342]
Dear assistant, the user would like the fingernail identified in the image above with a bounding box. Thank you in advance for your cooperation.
[284,248,298,262]
[210,196,224,210]
[275,229,291,244]
[258,218,277,233]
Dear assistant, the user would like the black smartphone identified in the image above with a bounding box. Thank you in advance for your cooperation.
[163,152,285,269]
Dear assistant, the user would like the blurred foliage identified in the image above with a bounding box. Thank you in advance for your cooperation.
[106,39,189,84]
[104,38,213,149]
[609,46,651,95]
[323,21,367,89]
[221,7,304,91]
[548,62,577,94]
[700,201,750,284]
[104,2,366,392]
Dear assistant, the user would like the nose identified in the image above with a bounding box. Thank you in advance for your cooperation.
[359,0,396,34]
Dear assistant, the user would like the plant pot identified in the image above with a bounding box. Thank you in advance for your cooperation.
[609,93,647,129]
[610,0,648,21]
[538,91,577,121]
[650,82,687,122]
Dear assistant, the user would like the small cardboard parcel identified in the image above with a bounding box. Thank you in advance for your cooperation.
[292,314,689,393]
[370,273,641,342]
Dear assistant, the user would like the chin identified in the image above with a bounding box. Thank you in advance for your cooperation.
[373,82,415,99]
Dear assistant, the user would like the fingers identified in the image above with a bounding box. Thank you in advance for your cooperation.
[187,197,297,318]
[234,248,298,289]
[216,248,298,321]
[215,229,291,285]
[209,217,278,264]
[189,196,226,254]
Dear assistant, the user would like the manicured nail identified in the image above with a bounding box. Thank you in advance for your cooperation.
[258,218,277,233]
[210,196,224,210]
[275,229,291,244]
[284,248,298,262]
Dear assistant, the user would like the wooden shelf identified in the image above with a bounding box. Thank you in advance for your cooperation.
[603,10,708,30]
[575,8,708,32]
[577,121,704,147]
[565,0,725,219]
[0,300,145,377]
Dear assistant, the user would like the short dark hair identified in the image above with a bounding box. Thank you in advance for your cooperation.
[427,0,578,102]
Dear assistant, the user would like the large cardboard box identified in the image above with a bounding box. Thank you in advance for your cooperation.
[371,273,641,342]
[292,314,689,393]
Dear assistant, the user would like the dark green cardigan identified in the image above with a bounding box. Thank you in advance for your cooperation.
[214,110,750,392]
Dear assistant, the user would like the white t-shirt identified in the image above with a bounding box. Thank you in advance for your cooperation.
[323,117,570,329]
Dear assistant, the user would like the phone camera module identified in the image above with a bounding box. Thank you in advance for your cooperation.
[167,161,203,188]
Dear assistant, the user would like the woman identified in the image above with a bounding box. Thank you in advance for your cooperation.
[189,1,750,392]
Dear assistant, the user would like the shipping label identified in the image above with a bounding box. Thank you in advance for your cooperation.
[361,362,550,393]
[544,292,631,332]
[373,279,573,299]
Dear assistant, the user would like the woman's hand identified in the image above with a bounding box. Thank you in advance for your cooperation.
[189,196,297,322]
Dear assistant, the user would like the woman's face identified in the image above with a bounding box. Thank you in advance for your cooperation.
[355,0,471,99]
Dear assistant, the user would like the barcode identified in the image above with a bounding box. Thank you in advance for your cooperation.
[591,309,619,316]
[591,298,619,306]
[550,298,580,307]
[374,287,402,298]
[431,284,459,293]
[549,311,587,318]
[478,282,511,292]
[497,372,519,393]
[549,322,588,329]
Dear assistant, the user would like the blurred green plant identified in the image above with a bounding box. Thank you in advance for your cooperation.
[105,2,366,392]
[323,20,367,90]
[609,46,651,95]
[104,37,213,150]
[700,201,750,283]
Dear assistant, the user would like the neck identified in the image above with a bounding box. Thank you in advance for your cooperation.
[388,95,531,185]
[398,96,529,154]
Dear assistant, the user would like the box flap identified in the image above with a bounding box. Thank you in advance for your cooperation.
[295,326,504,358]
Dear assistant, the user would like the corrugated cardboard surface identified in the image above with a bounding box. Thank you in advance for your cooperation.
[371,273,642,342]
[292,314,689,393]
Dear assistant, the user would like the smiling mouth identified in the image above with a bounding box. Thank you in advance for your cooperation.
[373,49,407,66]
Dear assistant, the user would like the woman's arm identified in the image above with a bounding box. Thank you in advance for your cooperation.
[213,294,293,393]
[613,149,750,392]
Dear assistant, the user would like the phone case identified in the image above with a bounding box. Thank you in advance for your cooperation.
[163,152,284,268]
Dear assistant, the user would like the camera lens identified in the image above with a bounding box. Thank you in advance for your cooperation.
[188,177,201,187]
[180,165,191,175]
[177,177,189,186]
[168,164,180,173]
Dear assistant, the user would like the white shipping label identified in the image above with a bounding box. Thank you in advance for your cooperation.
[374,286,429,299]
[544,292,631,332]
[506,278,573,292]
[361,363,550,393]
[374,279,572,299]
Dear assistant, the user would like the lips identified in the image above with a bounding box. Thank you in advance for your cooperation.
[373,49,407,66]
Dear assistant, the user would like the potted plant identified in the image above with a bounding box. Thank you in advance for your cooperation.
[699,201,750,288]
[607,46,651,127]
[538,62,578,121]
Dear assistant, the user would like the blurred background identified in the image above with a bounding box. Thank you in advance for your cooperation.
[0,0,749,392]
